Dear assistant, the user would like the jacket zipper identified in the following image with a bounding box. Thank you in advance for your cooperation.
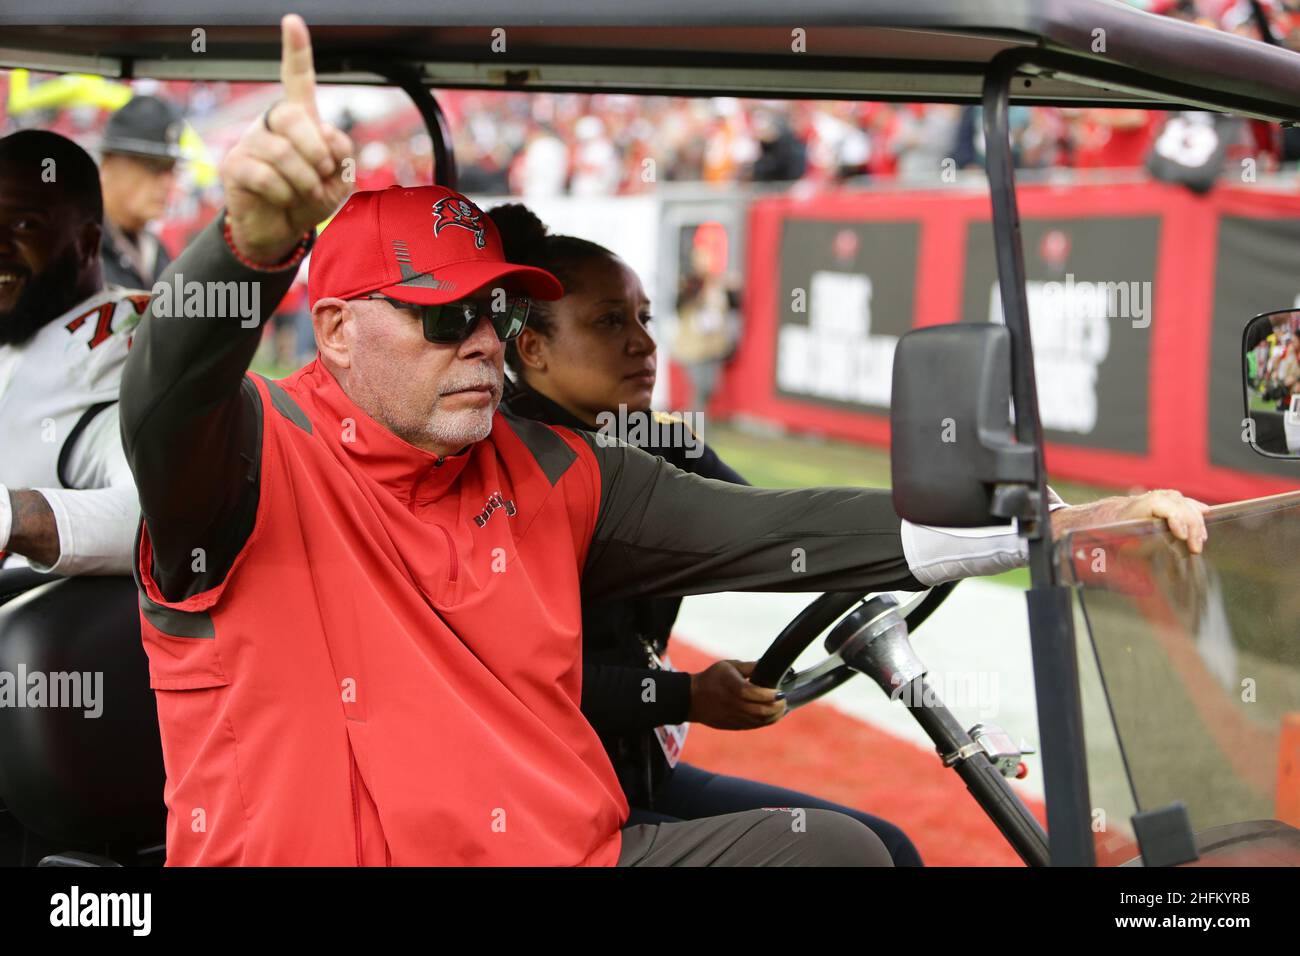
[437,524,458,583]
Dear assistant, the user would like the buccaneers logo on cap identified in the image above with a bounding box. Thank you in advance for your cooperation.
[431,196,488,249]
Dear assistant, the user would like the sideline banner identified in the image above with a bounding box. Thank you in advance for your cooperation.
[720,182,1300,503]
[960,215,1157,456]
[774,218,919,413]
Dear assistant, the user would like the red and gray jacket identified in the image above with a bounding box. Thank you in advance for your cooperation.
[119,214,920,866]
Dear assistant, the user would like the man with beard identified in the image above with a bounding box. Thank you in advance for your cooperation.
[0,130,148,586]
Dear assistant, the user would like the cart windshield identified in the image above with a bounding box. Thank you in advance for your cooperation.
[1058,492,1300,865]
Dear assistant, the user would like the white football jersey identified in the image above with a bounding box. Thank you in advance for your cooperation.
[0,287,150,572]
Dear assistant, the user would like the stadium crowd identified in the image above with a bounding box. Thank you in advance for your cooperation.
[4,1,1298,202]
[0,0,1295,373]
[317,2,1300,194]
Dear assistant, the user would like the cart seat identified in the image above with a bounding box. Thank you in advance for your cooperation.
[0,571,165,863]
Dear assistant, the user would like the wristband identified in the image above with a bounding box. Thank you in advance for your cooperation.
[0,485,12,552]
[222,215,312,273]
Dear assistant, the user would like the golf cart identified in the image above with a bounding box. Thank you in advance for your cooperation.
[2,0,1298,868]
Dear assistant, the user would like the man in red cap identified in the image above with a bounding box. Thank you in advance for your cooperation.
[118,17,903,867]
[119,16,1209,867]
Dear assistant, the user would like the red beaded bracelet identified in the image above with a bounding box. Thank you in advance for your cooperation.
[222,216,312,273]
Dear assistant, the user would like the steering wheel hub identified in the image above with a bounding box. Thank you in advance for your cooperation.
[749,582,958,709]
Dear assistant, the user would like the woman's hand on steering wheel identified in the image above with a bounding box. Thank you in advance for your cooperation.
[688,660,788,730]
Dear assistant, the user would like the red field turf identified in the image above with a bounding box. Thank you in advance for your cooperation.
[667,642,1048,866]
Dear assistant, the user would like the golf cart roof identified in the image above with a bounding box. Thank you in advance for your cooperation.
[2,0,1299,122]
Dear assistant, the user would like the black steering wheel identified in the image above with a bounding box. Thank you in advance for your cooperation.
[749,583,959,708]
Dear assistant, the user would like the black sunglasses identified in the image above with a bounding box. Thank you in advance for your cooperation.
[362,293,532,344]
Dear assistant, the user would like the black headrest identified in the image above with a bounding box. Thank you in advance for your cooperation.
[0,574,164,850]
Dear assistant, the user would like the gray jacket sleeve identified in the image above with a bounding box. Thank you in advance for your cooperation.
[119,213,305,601]
[576,431,922,600]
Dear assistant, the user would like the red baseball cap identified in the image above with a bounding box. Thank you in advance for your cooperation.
[309,185,564,307]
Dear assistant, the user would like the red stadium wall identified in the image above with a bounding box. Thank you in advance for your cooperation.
[712,182,1300,504]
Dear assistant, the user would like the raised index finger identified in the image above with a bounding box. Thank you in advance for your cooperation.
[280,14,319,122]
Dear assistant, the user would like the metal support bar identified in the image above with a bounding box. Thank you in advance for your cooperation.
[1025,586,1096,866]
[349,61,457,188]
[901,678,1050,867]
[982,49,1096,867]
[1249,0,1280,46]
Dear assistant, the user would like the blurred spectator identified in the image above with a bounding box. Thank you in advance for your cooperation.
[673,237,741,411]
[807,103,871,181]
[98,94,183,290]
[1018,108,1072,169]
[894,104,961,182]
[952,106,983,170]
[1070,109,1161,170]
[514,122,567,196]
[570,116,620,196]
[750,108,807,183]
[703,99,758,184]
[356,141,398,191]
[456,116,512,194]
[863,103,901,178]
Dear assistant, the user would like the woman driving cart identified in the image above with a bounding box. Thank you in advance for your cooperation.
[493,202,924,864]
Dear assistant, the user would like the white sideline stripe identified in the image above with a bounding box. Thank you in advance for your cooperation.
[672,581,1048,801]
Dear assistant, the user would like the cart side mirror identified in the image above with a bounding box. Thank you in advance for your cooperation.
[1242,309,1300,458]
[890,324,1037,527]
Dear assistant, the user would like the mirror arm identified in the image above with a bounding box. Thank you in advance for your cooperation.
[984,438,1039,523]
[990,483,1033,523]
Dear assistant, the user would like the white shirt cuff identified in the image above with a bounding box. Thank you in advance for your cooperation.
[32,485,140,576]
[901,485,1068,586]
